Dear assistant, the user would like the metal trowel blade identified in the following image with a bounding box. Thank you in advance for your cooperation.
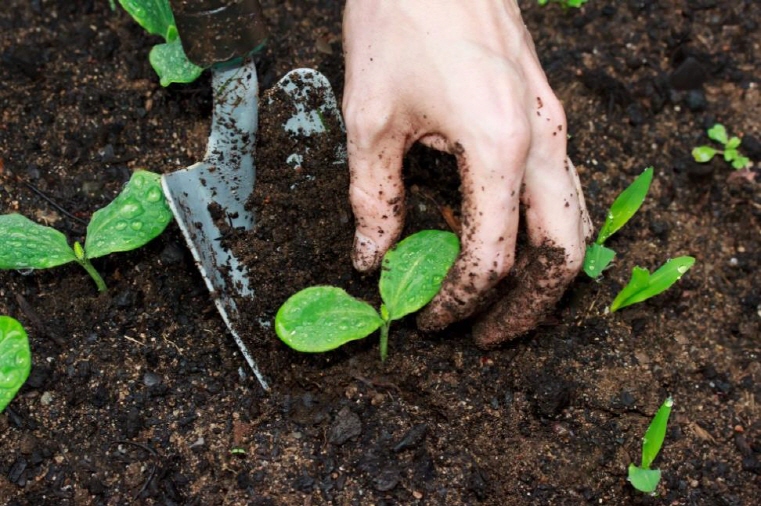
[161,64,343,392]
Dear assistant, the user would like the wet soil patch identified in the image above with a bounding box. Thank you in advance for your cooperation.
[1,1,759,504]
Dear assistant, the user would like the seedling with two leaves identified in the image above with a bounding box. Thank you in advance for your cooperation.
[116,0,203,86]
[692,124,751,170]
[583,167,695,312]
[0,170,172,292]
[584,167,654,279]
[276,230,460,361]
[629,397,674,494]
[0,316,31,413]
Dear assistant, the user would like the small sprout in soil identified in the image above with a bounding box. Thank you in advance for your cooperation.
[629,397,674,494]
[230,448,246,456]
[692,123,751,170]
[116,0,203,86]
[0,316,32,413]
[276,230,460,361]
[610,257,695,312]
[538,0,588,8]
[0,170,172,292]
[584,167,654,278]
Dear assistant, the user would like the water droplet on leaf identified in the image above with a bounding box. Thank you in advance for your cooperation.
[146,186,163,202]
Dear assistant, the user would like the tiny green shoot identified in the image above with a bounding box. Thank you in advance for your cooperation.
[0,316,32,413]
[117,0,203,86]
[628,397,674,494]
[692,124,751,170]
[584,167,654,278]
[538,0,589,8]
[276,230,460,361]
[610,257,695,312]
[0,170,172,292]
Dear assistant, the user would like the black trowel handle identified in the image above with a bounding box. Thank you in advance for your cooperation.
[169,0,268,68]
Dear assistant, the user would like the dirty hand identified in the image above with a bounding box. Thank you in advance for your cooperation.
[342,0,592,348]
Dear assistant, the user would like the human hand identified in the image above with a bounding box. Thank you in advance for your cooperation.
[342,0,592,348]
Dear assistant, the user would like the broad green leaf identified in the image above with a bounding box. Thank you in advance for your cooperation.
[380,230,460,321]
[149,40,205,87]
[628,465,661,494]
[723,148,738,163]
[118,0,176,40]
[583,243,616,278]
[610,257,695,312]
[0,214,77,269]
[596,167,653,245]
[0,316,32,413]
[707,124,728,145]
[275,286,383,352]
[731,156,750,170]
[726,137,741,150]
[642,397,674,469]
[85,170,172,259]
[692,146,717,163]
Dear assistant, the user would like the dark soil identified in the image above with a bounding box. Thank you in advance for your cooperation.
[1,1,760,505]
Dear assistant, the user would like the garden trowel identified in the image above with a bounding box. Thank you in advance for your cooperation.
[161,62,343,392]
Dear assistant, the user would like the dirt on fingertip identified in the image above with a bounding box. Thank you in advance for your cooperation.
[1,1,760,505]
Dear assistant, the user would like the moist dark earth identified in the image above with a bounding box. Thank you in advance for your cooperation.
[1,1,760,504]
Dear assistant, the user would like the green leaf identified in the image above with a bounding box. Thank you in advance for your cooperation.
[692,146,717,163]
[726,136,741,149]
[149,40,205,87]
[275,286,383,352]
[85,170,172,259]
[707,124,728,145]
[596,167,654,245]
[723,148,738,163]
[628,464,661,494]
[642,397,674,469]
[380,230,460,321]
[610,256,695,312]
[118,0,176,40]
[583,243,616,278]
[0,214,77,269]
[731,156,750,170]
[0,316,32,413]
[610,266,650,312]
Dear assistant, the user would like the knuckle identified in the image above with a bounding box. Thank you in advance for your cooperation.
[343,99,394,145]
[481,115,532,154]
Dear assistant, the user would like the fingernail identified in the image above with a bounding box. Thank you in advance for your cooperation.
[352,231,379,272]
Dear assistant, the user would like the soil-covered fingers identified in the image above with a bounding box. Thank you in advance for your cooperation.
[472,94,588,348]
[417,115,531,332]
[344,102,408,272]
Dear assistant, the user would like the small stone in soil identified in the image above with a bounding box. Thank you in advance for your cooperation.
[393,423,428,452]
[328,406,362,445]
[143,372,161,387]
[373,467,401,492]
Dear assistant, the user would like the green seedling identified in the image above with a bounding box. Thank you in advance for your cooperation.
[276,230,460,361]
[0,316,32,413]
[538,0,588,8]
[0,170,172,292]
[584,167,654,278]
[610,257,694,312]
[117,0,203,86]
[692,124,751,170]
[629,397,674,494]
